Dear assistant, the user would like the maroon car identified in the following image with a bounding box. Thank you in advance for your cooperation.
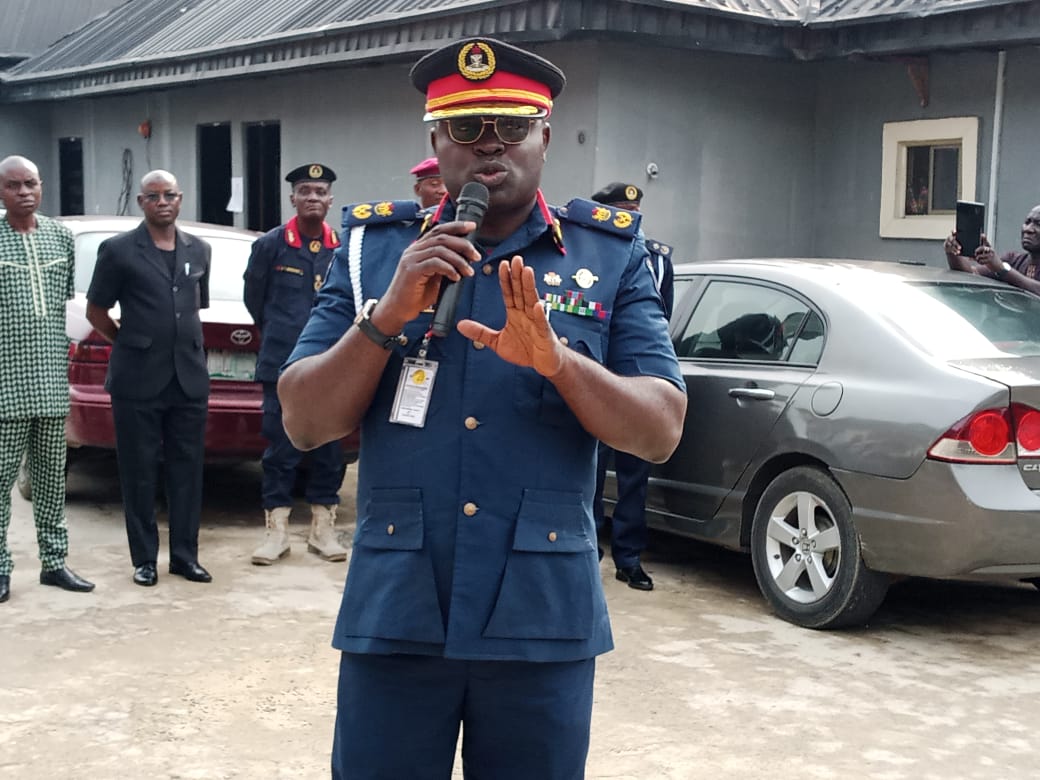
[17,215,356,499]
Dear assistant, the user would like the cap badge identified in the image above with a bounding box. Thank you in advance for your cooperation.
[309,240,322,253]
[375,201,395,218]
[458,42,496,82]
[309,164,324,179]
[625,185,639,201]
[352,204,373,220]
[544,271,562,287]
[591,206,611,223]
[613,211,633,229]
[573,268,599,289]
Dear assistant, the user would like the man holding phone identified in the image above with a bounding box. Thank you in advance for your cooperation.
[945,203,1040,295]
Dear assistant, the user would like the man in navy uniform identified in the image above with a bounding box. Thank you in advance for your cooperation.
[410,156,447,209]
[243,164,347,565]
[590,181,675,590]
[279,38,686,779]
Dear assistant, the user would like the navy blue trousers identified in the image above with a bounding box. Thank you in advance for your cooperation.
[332,653,595,780]
[593,441,651,568]
[261,382,342,507]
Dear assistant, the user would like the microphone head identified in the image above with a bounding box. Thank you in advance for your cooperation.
[456,181,490,218]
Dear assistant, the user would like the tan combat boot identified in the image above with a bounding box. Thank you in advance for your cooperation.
[307,504,348,562]
[251,507,292,565]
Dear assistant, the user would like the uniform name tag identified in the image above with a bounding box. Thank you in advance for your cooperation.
[390,357,438,427]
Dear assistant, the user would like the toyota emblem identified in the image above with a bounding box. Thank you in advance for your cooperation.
[230,329,253,346]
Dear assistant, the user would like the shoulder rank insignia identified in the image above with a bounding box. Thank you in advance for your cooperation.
[556,198,642,237]
[647,238,673,258]
[343,200,421,228]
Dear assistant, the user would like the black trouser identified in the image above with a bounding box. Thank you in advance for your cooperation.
[111,379,208,567]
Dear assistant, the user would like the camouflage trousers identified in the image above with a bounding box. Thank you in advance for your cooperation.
[0,416,68,575]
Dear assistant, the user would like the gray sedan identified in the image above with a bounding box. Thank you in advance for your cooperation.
[615,258,1040,628]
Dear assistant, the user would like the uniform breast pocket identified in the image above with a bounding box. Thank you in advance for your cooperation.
[514,314,606,429]
[483,488,597,641]
[336,488,445,644]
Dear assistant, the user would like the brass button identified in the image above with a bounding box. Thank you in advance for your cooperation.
[482,264,494,276]
[386,524,395,535]
[547,531,558,542]
[473,341,486,350]
[559,336,569,347]
[464,416,479,430]
[463,502,478,517]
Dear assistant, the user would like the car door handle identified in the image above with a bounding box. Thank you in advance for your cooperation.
[728,387,775,400]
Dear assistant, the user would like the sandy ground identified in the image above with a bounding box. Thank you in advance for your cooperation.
[4,456,1040,778]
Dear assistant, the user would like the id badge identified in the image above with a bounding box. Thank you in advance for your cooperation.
[390,357,438,427]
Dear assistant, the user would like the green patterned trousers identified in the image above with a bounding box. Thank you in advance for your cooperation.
[0,416,68,575]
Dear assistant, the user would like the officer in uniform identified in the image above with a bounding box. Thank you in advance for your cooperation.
[590,182,675,590]
[409,156,447,209]
[278,38,687,780]
[243,163,347,565]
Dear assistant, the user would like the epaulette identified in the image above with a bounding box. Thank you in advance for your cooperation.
[646,238,673,259]
[342,200,421,228]
[556,197,641,238]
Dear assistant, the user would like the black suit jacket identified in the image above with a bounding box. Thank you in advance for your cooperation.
[88,222,212,400]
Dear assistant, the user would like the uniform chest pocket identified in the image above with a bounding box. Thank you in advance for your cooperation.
[273,269,307,289]
[514,314,606,429]
[483,489,596,640]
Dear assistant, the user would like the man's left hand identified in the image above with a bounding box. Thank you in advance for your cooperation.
[456,256,565,378]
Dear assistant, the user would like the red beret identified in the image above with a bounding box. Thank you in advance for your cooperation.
[409,157,441,179]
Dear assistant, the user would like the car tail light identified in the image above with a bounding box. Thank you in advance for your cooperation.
[68,330,112,384]
[928,403,1040,463]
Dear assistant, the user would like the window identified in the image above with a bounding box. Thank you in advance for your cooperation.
[880,117,979,239]
[676,280,823,364]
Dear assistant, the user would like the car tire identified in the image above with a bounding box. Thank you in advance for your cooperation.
[750,466,889,629]
[16,453,31,502]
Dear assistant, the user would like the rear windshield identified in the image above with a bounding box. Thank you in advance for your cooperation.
[73,230,254,301]
[882,281,1040,358]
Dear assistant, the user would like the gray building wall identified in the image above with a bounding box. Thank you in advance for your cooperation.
[0,103,53,201]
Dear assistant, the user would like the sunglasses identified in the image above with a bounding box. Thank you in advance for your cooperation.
[142,191,182,203]
[442,116,537,145]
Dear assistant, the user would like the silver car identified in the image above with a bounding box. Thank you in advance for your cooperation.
[613,258,1040,628]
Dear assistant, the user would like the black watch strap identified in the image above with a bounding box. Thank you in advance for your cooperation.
[355,299,407,350]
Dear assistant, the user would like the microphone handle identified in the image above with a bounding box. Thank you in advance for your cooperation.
[430,225,480,338]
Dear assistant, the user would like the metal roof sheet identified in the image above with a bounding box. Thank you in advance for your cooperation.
[0,0,127,59]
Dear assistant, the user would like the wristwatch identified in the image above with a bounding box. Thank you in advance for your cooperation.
[354,298,407,349]
[996,261,1012,279]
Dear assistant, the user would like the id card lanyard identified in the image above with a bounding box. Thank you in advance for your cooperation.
[389,330,439,428]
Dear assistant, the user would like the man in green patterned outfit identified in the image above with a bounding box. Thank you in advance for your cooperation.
[0,155,94,603]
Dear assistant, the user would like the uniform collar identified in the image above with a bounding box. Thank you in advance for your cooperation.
[284,216,340,249]
[419,189,565,256]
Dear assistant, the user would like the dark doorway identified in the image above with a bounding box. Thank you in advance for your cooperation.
[58,137,84,215]
[197,123,232,225]
[245,122,281,232]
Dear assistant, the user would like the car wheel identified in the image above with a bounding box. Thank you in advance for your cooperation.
[750,466,889,629]
[16,453,31,502]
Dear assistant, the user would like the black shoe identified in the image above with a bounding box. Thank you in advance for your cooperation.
[0,574,9,603]
[169,560,212,583]
[616,563,654,591]
[40,566,95,592]
[133,563,158,587]
[598,546,604,562]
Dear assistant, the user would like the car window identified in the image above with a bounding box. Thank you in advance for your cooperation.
[891,282,1040,358]
[73,230,253,301]
[676,279,820,363]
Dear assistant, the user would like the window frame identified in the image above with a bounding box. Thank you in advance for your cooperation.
[879,117,979,240]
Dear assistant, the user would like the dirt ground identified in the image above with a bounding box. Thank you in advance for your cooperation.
[4,455,1040,779]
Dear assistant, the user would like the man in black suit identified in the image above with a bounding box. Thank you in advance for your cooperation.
[86,170,213,587]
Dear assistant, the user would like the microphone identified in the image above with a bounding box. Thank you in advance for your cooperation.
[430,181,490,338]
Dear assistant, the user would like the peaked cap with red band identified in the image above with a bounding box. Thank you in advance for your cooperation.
[410,37,566,120]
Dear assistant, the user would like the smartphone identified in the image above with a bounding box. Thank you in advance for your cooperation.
[956,200,985,257]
